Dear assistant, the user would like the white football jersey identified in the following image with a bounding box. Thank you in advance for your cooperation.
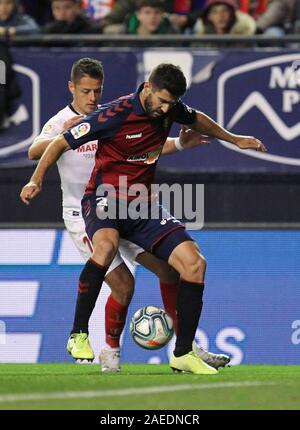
[37,105,98,220]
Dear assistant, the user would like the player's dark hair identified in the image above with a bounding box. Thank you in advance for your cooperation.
[136,0,165,11]
[51,0,80,4]
[149,63,187,97]
[71,58,104,84]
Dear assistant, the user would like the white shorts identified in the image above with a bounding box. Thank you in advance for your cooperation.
[64,218,145,275]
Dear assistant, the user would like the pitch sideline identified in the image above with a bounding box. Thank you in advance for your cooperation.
[0,381,276,403]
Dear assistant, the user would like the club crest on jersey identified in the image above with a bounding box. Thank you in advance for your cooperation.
[70,122,91,139]
[42,123,54,135]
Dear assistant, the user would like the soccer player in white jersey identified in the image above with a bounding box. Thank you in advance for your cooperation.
[28,58,230,372]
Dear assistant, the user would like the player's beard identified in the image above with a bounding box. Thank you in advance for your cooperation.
[144,94,165,118]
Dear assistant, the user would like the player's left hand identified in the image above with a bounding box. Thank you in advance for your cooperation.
[179,126,213,149]
[234,136,267,152]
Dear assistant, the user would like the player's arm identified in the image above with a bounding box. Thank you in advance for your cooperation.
[161,127,212,156]
[28,137,53,160]
[29,135,72,160]
[20,135,70,205]
[191,111,267,152]
[21,106,116,204]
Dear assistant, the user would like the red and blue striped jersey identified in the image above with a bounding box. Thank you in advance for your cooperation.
[63,84,196,199]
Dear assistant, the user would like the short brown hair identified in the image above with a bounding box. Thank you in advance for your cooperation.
[71,58,104,84]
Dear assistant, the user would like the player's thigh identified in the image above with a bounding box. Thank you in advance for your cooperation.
[120,202,186,259]
[82,193,119,248]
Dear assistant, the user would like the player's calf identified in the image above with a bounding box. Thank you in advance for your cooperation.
[105,263,134,306]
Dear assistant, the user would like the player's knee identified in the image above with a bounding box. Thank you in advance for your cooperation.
[182,254,206,282]
[93,239,118,263]
[199,254,207,272]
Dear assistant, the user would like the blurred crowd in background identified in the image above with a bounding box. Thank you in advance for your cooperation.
[0,0,299,38]
[1,0,299,131]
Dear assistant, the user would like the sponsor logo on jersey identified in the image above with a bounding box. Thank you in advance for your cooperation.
[70,122,91,140]
[126,133,142,139]
[127,147,162,165]
[76,143,97,152]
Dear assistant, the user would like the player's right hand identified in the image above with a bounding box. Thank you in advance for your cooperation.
[63,115,84,131]
[179,126,213,149]
[20,181,41,205]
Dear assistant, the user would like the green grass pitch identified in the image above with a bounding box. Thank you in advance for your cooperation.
[0,364,299,410]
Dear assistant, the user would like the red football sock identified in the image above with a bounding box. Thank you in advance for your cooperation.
[105,294,129,348]
[159,282,179,335]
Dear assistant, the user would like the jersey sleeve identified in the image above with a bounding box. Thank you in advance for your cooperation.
[63,102,131,150]
[173,100,197,125]
[37,118,62,139]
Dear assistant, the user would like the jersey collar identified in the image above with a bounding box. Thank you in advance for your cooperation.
[68,103,80,115]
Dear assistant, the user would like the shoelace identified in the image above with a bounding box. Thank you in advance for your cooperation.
[75,333,88,345]
[102,349,120,360]
[197,347,225,364]
[103,350,120,359]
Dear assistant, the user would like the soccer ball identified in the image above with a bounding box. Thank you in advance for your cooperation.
[130,305,174,350]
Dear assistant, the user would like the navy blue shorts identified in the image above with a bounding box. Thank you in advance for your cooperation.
[81,194,193,261]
